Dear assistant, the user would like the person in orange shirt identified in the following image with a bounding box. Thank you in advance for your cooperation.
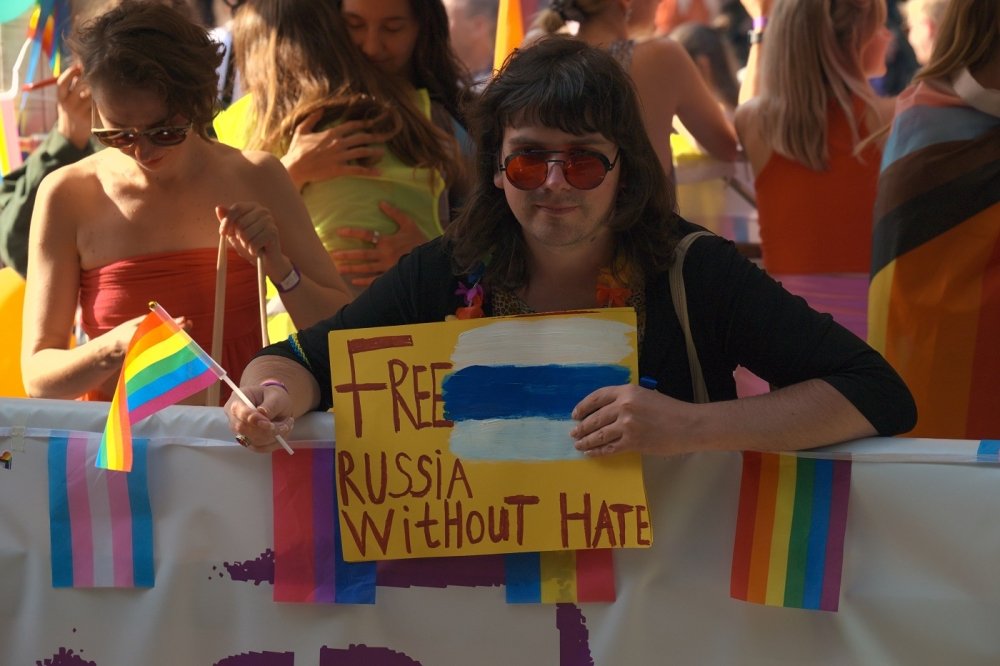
[735,0,895,340]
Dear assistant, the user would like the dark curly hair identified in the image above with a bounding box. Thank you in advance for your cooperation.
[446,36,679,290]
[68,0,223,139]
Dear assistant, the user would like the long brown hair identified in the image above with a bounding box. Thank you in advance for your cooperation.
[233,0,459,181]
[915,0,1000,83]
[446,36,678,290]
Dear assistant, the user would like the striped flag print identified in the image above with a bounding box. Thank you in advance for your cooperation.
[271,448,376,604]
[731,451,851,611]
[47,432,154,588]
[505,549,615,604]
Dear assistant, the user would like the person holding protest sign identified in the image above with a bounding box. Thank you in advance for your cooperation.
[225,37,915,456]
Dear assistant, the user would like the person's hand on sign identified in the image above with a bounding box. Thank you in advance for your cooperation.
[570,384,694,457]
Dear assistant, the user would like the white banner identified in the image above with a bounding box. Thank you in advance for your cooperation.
[1,397,998,665]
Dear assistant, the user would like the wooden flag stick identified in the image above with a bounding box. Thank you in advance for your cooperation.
[207,234,227,407]
[257,255,270,347]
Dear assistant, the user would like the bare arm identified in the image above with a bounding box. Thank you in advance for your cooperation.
[224,354,321,452]
[20,171,144,398]
[221,153,353,329]
[737,0,771,104]
[632,39,740,167]
[571,378,876,457]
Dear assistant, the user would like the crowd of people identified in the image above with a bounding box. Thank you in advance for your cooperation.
[0,0,997,448]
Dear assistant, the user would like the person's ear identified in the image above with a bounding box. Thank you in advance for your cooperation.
[494,168,504,189]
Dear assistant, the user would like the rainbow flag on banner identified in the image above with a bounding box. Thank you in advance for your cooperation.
[505,549,615,604]
[272,448,376,604]
[98,302,225,472]
[731,451,851,612]
[48,431,154,588]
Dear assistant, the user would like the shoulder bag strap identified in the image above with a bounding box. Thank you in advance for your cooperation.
[669,231,714,404]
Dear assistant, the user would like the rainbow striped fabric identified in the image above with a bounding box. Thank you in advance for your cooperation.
[493,0,524,71]
[99,303,224,472]
[505,549,616,604]
[272,448,376,604]
[731,452,852,612]
[48,432,154,588]
[868,75,1000,439]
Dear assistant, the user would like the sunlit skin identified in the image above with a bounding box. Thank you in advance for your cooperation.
[341,0,419,81]
[493,124,620,313]
[91,87,191,176]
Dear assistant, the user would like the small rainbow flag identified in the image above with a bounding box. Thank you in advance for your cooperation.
[48,431,154,588]
[504,549,616,604]
[98,302,225,472]
[272,448,376,604]
[730,451,852,612]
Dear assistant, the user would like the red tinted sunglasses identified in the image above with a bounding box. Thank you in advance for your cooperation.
[499,148,620,190]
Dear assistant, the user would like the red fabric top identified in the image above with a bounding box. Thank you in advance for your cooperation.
[79,247,261,403]
[755,100,882,274]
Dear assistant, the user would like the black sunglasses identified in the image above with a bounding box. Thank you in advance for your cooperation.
[499,148,621,190]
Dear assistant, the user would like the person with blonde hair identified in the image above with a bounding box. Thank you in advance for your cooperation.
[868,0,1000,438]
[21,0,350,403]
[734,0,894,340]
[902,0,949,65]
[530,0,740,188]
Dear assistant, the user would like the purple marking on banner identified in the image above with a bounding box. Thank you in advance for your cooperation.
[557,603,595,666]
[213,652,294,666]
[319,645,422,665]
[36,647,96,666]
[223,549,275,585]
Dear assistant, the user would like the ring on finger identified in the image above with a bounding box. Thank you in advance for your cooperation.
[235,434,251,448]
[371,230,381,247]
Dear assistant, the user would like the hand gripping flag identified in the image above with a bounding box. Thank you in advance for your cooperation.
[98,302,225,472]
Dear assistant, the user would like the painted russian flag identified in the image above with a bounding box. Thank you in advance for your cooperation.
[505,549,615,604]
[731,451,852,611]
[272,448,376,604]
[47,432,154,588]
[442,317,634,461]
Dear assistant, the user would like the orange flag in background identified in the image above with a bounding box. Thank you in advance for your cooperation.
[493,0,525,71]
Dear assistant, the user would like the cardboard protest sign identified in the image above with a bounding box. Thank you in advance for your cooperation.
[329,308,652,561]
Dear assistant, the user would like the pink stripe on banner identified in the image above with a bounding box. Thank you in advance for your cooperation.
[66,437,95,587]
[820,460,852,611]
[106,468,135,587]
[130,371,218,422]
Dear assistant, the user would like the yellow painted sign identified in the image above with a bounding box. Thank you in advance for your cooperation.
[329,309,652,561]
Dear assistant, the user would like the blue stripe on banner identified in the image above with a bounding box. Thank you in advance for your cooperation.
[505,552,541,603]
[127,439,155,587]
[803,459,832,610]
[47,433,73,587]
[442,365,631,421]
[977,440,1000,462]
[127,355,213,413]
[332,448,376,604]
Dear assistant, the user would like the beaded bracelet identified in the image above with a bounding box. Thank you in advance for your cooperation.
[261,379,289,393]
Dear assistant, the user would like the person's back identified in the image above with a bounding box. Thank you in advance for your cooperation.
[735,0,894,339]
[868,0,1000,438]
